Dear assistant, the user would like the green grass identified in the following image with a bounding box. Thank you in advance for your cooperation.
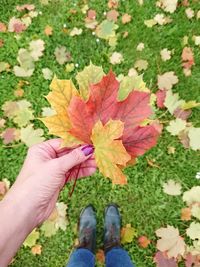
[1,0,200,266]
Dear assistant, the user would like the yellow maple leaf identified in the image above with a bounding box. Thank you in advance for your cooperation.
[40,113,81,147]
[121,224,137,244]
[91,119,131,184]
[41,76,82,146]
[46,76,79,114]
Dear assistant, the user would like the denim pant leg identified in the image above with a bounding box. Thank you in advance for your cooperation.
[66,248,95,267]
[106,247,135,267]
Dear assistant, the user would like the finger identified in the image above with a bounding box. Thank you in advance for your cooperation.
[51,144,94,174]
[39,138,81,158]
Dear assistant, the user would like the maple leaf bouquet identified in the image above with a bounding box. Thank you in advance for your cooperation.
[41,63,161,186]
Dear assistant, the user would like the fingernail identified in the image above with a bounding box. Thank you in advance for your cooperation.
[81,145,94,156]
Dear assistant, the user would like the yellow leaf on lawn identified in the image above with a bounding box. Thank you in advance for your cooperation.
[121,224,137,244]
[40,113,82,147]
[46,76,79,114]
[91,120,131,184]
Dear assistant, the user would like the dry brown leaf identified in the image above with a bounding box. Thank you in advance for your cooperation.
[96,249,105,263]
[44,25,53,36]
[122,14,132,24]
[156,225,186,258]
[181,208,191,221]
[31,244,42,255]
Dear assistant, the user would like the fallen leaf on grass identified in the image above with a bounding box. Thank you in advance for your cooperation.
[95,20,118,41]
[191,204,200,220]
[136,43,145,51]
[134,59,148,71]
[42,68,53,80]
[54,46,71,65]
[160,48,172,61]
[164,90,184,115]
[41,202,68,237]
[20,125,45,147]
[138,235,151,248]
[96,249,105,263]
[0,22,7,32]
[146,158,160,168]
[29,40,45,61]
[157,71,178,90]
[181,208,191,221]
[110,52,124,65]
[69,27,83,36]
[122,14,132,24]
[156,225,186,258]
[167,146,176,154]
[0,62,10,72]
[16,4,35,11]
[156,89,167,109]
[157,0,178,13]
[121,224,137,244]
[181,47,194,76]
[188,128,200,151]
[154,251,178,267]
[108,0,119,9]
[31,244,42,255]
[8,17,26,33]
[23,229,39,248]
[185,8,194,19]
[186,222,200,240]
[107,10,119,22]
[44,25,53,36]
[193,35,200,46]
[163,180,182,196]
[0,118,6,128]
[166,118,187,136]
[1,128,19,144]
[183,186,200,205]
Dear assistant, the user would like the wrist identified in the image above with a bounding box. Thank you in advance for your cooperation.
[2,180,39,231]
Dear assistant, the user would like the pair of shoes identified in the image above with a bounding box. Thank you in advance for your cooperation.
[77,204,121,254]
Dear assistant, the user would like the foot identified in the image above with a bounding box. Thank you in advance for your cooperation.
[77,205,96,253]
[104,203,121,253]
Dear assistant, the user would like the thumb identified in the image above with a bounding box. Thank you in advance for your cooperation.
[51,144,94,174]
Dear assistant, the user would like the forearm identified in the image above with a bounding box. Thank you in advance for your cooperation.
[0,184,36,266]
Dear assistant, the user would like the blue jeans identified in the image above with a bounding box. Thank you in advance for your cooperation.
[66,247,135,267]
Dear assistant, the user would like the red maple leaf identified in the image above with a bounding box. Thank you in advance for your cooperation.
[68,96,94,144]
[122,125,160,157]
[86,70,119,124]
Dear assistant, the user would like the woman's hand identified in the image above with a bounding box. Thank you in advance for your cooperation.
[0,139,93,266]
[6,138,94,226]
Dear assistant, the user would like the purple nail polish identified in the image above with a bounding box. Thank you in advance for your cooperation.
[81,145,94,156]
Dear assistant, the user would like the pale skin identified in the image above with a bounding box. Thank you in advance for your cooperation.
[0,139,93,267]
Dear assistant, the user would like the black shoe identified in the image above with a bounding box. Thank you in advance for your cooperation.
[104,203,121,253]
[77,205,96,253]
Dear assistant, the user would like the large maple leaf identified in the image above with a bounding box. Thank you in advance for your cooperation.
[91,119,131,184]
[41,76,82,147]
[122,125,160,157]
[42,66,161,185]
[67,96,94,144]
[86,70,119,124]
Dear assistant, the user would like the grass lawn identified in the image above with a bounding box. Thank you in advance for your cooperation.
[0,0,200,266]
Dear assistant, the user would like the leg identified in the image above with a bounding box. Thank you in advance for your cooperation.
[66,205,96,267]
[66,248,95,267]
[105,247,135,267]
